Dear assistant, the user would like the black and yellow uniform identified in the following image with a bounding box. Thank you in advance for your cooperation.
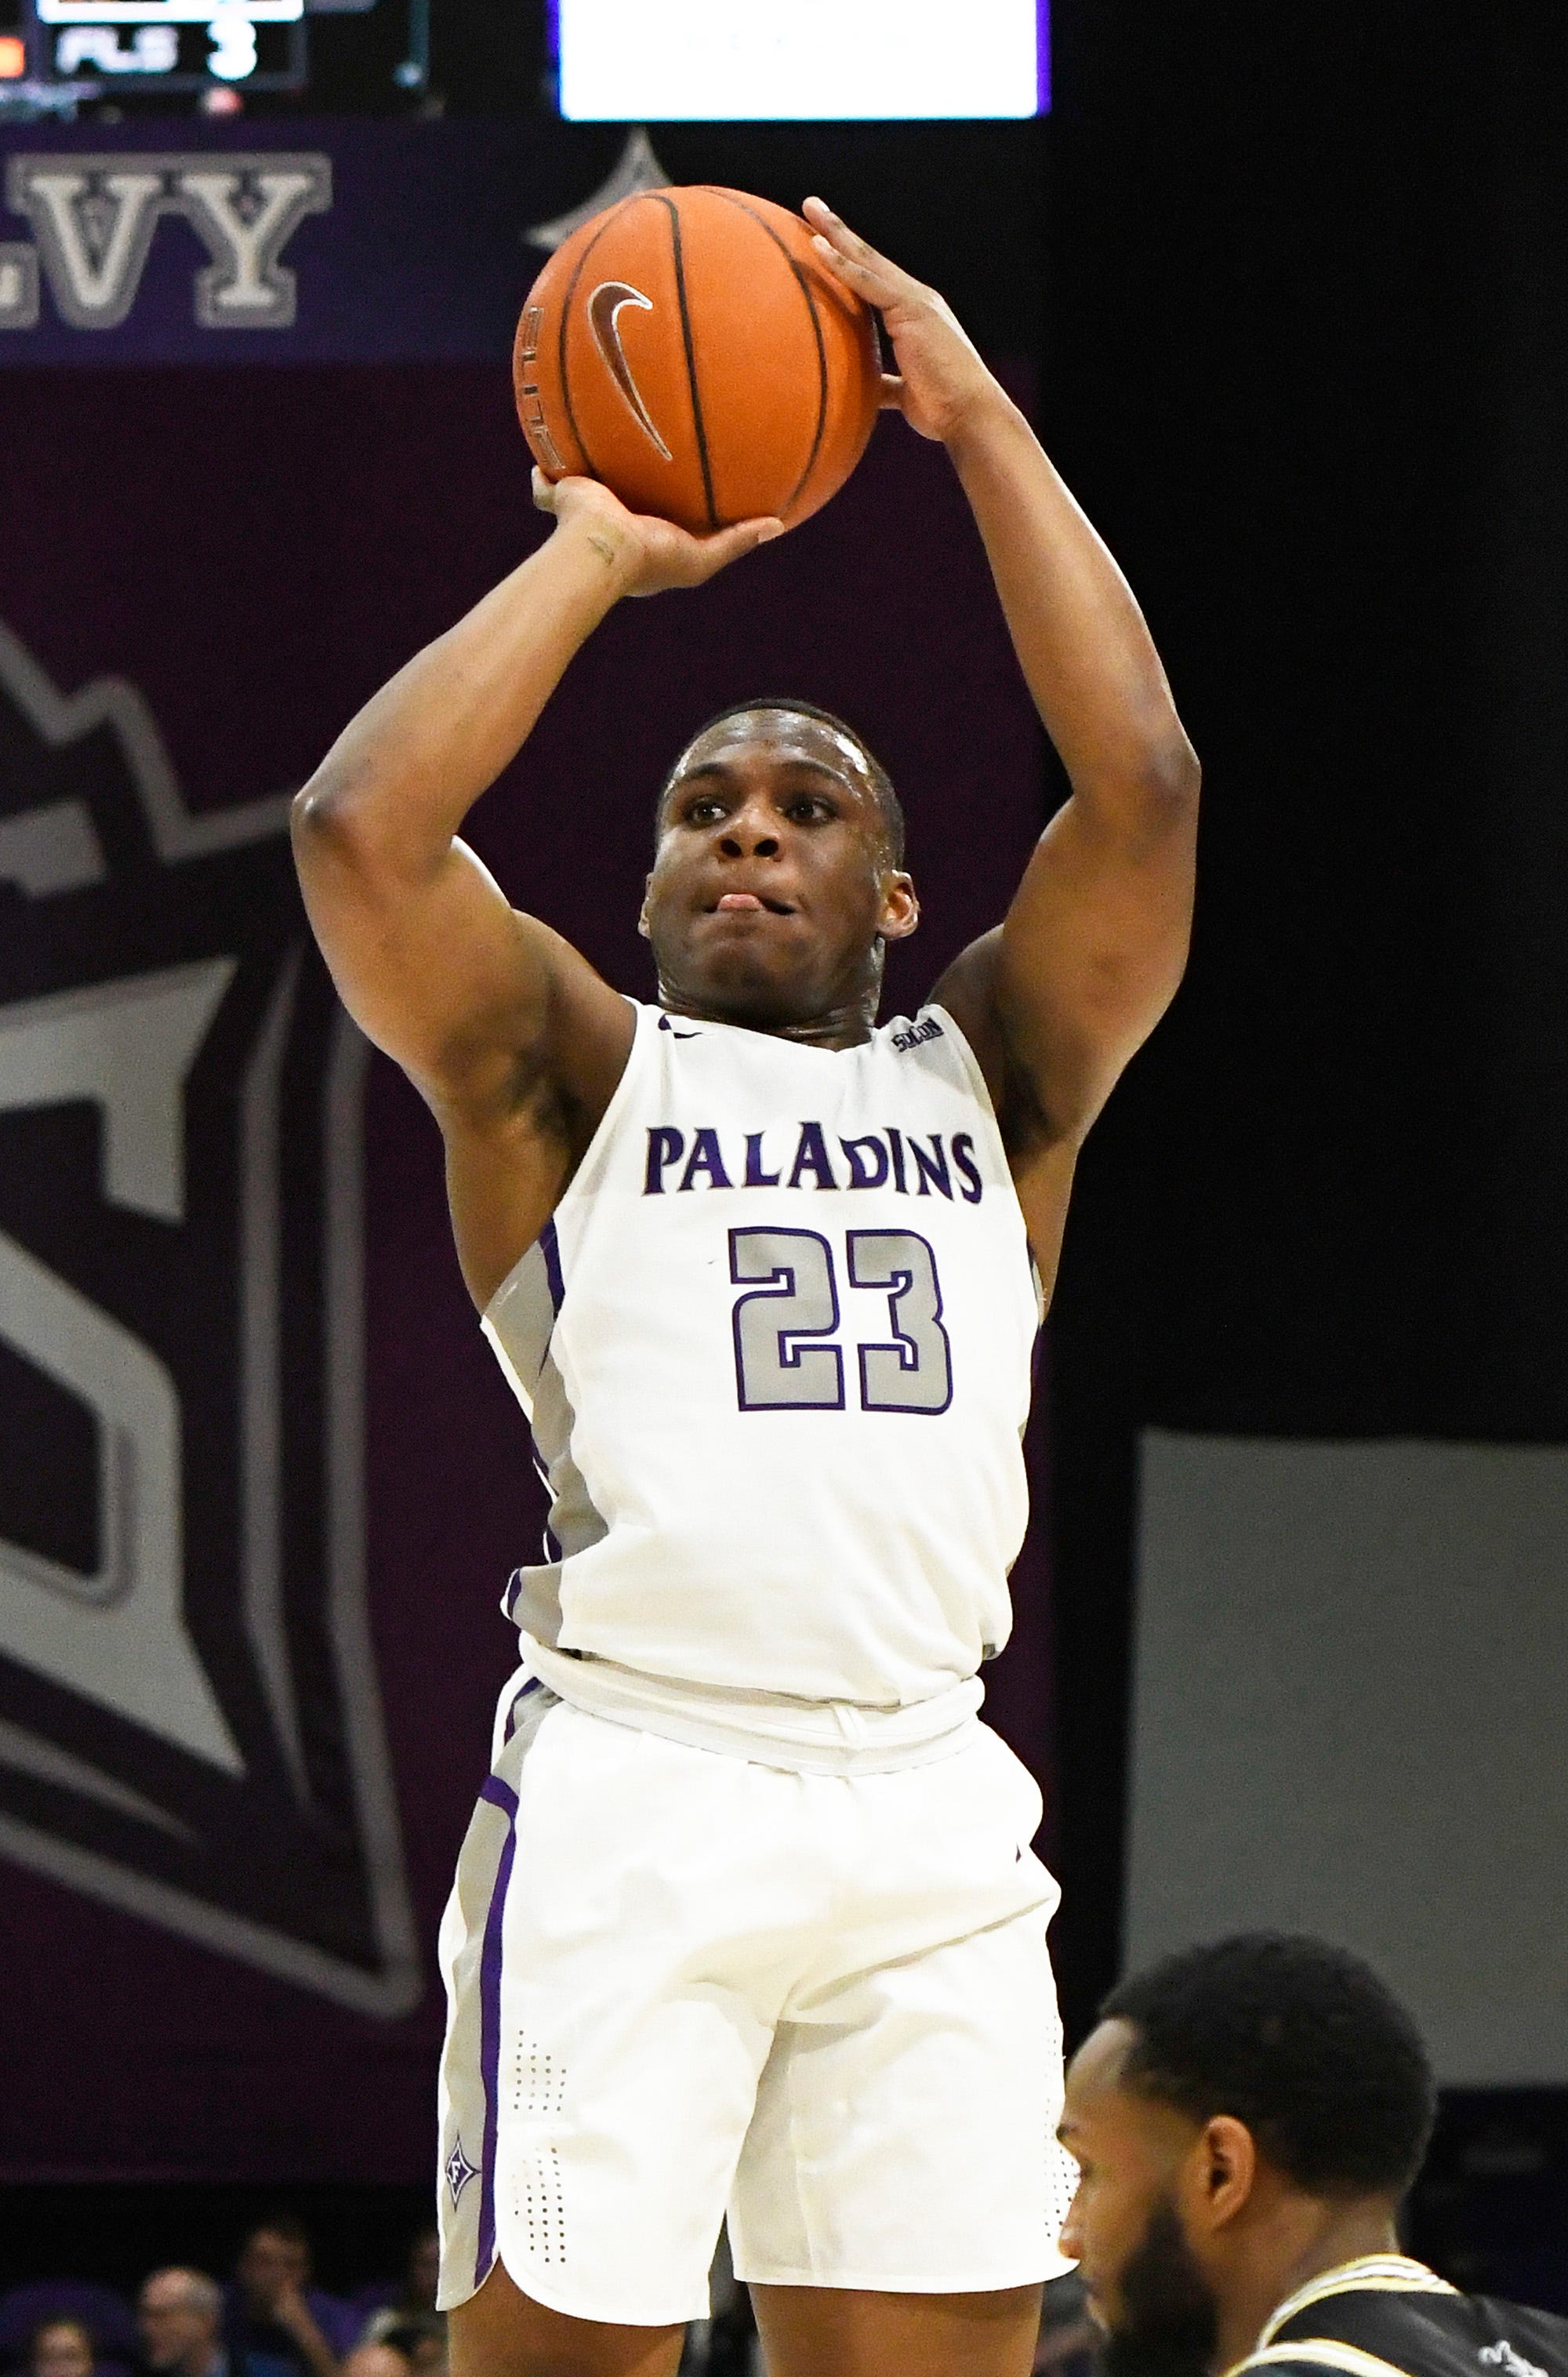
[1235,2255,1568,2377]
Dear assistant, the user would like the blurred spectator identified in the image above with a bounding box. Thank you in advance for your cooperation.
[225,2222,351,2377]
[139,2273,220,2377]
[374,2326,441,2377]
[140,2266,294,2377]
[1033,2272,1097,2377]
[355,2237,439,2349]
[0,2292,137,2377]
[27,2321,95,2377]
[339,2351,408,2377]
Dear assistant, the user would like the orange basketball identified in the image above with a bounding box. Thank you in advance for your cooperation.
[514,187,882,537]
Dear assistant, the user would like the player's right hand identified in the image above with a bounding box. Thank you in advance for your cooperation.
[532,469,783,597]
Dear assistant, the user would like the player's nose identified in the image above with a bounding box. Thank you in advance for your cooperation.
[717,804,782,858]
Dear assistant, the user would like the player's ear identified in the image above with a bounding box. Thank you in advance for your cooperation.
[879,871,919,942]
[1187,2114,1257,2234]
[638,873,653,940]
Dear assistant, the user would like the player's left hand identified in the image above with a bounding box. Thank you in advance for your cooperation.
[802,195,1000,445]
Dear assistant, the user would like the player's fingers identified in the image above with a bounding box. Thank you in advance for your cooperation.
[693,517,786,578]
[808,230,895,303]
[804,197,908,299]
[532,468,560,514]
[879,373,908,412]
[803,194,887,263]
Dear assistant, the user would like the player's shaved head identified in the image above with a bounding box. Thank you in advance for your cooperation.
[659,699,906,870]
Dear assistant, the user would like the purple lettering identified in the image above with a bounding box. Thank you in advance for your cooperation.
[679,1127,733,1190]
[788,1121,839,1190]
[887,1127,907,1195]
[952,1132,983,1204]
[840,1132,890,1188]
[911,1134,953,1199]
[744,1130,782,1188]
[644,1126,684,1193]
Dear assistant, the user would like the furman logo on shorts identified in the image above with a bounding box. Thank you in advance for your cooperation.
[0,620,416,2013]
[445,2139,479,2205]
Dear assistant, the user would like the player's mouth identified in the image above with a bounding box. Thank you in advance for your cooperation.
[707,891,796,916]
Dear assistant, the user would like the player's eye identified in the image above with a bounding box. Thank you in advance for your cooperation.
[684,797,727,825]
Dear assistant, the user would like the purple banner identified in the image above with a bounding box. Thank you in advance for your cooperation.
[0,271,1051,2175]
[0,118,669,365]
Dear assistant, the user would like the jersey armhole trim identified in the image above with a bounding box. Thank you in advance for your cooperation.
[922,1002,1001,1129]
[481,996,649,1329]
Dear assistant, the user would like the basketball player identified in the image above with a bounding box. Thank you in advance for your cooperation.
[1056,1932,1568,2377]
[292,200,1199,2377]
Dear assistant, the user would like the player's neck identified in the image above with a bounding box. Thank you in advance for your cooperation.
[660,992,879,1049]
[1214,2199,1404,2376]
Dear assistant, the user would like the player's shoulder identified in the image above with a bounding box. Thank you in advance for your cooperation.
[872,1001,993,1094]
[1245,2264,1568,2377]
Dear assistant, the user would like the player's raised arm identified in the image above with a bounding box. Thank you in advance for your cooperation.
[805,198,1200,1225]
[291,477,779,1301]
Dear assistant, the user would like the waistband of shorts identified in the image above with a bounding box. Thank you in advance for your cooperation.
[512,1634,987,1775]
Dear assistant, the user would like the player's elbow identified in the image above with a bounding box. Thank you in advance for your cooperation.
[1077,735,1200,846]
[1138,732,1201,813]
[1105,736,1200,862]
[291,768,385,884]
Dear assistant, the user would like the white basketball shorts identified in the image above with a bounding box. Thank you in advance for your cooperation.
[435,1682,1074,2325]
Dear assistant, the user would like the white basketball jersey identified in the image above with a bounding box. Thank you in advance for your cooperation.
[482,999,1042,1765]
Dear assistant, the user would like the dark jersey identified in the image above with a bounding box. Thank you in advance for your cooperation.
[1236,2256,1568,2377]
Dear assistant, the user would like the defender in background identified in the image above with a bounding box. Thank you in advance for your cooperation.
[1058,1933,1568,2377]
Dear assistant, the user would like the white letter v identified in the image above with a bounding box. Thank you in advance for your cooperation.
[15,168,165,329]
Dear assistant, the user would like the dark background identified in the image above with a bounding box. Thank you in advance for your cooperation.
[1040,4,1568,2304]
[5,0,1568,2317]
[1041,0,1568,2035]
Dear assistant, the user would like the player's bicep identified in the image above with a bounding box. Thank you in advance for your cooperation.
[1001,789,1196,1136]
[291,804,624,1123]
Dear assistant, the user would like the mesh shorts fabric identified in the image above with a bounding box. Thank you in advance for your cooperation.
[436,1689,1075,2324]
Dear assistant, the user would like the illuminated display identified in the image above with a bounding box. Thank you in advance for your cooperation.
[34,0,297,81]
[18,0,387,90]
[555,0,1050,121]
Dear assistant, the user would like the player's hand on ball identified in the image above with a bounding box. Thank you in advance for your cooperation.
[803,196,997,446]
[532,470,782,597]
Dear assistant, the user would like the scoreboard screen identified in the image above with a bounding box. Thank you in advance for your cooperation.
[35,0,303,87]
[13,0,381,93]
[554,0,1050,122]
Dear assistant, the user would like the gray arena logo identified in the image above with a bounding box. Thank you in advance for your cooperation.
[0,620,418,2015]
[0,152,331,331]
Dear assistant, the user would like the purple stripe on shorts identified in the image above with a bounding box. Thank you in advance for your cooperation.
[475,1773,520,2290]
[539,1218,565,1314]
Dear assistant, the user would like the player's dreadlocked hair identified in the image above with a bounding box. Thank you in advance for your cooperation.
[1101,1933,1436,2199]
[656,699,906,869]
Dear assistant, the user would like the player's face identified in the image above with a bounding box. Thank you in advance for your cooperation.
[1058,2023,1221,2377]
[640,713,917,1035]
